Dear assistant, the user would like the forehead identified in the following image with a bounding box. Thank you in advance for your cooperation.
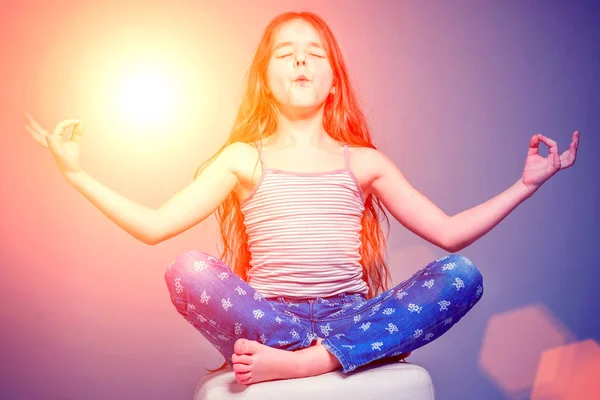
[272,19,323,46]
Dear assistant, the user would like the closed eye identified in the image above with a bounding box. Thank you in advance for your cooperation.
[276,53,326,59]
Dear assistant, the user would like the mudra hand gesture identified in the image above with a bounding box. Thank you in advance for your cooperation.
[521,130,579,191]
[24,113,84,181]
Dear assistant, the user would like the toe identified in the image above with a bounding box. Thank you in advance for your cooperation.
[233,363,251,373]
[231,353,253,365]
[234,338,261,355]
[234,338,249,354]
[235,371,251,384]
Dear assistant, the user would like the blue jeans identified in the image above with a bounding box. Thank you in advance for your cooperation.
[165,250,484,373]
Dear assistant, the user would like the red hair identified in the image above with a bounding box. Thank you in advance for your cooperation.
[194,11,391,374]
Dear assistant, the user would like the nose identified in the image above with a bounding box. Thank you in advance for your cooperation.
[294,58,307,68]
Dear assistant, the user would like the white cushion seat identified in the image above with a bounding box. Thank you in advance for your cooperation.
[193,360,435,399]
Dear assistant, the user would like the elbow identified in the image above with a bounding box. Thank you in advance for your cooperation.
[444,243,459,253]
[442,240,456,253]
[143,229,162,246]
[439,218,457,253]
[442,234,462,253]
[146,210,163,246]
[146,234,161,246]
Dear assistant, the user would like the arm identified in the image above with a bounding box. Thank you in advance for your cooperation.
[369,148,452,251]
[444,130,578,252]
[441,178,535,252]
[153,143,241,244]
[67,142,241,246]
[369,148,536,253]
[67,171,161,245]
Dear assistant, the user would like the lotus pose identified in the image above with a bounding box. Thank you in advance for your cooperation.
[25,11,579,387]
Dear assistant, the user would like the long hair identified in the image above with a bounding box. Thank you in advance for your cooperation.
[196,11,391,374]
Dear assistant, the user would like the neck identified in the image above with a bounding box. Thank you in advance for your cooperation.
[269,105,331,149]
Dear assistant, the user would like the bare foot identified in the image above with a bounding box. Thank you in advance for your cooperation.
[231,338,305,385]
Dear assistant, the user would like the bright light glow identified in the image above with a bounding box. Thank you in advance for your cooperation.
[117,69,175,126]
[109,61,183,134]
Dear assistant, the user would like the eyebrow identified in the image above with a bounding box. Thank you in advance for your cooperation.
[273,41,324,51]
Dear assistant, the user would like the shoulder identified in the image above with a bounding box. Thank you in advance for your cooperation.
[347,145,392,180]
[216,141,267,188]
[217,141,254,170]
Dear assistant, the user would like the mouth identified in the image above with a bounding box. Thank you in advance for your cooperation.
[294,75,311,82]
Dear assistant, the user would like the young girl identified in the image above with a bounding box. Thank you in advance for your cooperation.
[25,11,579,387]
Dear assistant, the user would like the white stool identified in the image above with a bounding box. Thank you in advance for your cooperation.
[194,361,435,399]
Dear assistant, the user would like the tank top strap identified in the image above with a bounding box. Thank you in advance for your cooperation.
[254,140,268,169]
[343,143,350,171]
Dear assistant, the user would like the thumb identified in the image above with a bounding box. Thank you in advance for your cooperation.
[45,134,56,153]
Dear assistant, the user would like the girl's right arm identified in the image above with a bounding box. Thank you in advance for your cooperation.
[68,143,241,245]
[24,113,240,246]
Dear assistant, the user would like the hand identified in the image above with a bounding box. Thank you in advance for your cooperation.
[24,113,85,182]
[521,130,579,191]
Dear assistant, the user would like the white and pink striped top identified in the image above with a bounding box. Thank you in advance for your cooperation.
[240,141,369,299]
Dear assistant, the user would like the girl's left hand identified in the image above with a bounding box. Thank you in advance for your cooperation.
[521,130,579,191]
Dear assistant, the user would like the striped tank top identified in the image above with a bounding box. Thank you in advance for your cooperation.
[240,141,369,299]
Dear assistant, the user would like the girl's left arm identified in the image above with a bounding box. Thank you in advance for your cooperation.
[440,178,535,252]
[370,130,579,253]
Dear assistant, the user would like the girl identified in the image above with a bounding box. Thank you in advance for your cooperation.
[25,11,579,387]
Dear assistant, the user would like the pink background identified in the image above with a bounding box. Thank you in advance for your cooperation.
[1,0,598,398]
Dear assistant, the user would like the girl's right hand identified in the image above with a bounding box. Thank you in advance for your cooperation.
[24,113,85,182]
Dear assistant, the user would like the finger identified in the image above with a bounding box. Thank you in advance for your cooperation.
[72,121,84,136]
[560,146,575,166]
[567,141,577,162]
[24,113,48,135]
[24,124,39,138]
[24,124,48,146]
[44,134,54,152]
[45,134,65,158]
[52,119,81,138]
[536,134,559,156]
[527,134,541,156]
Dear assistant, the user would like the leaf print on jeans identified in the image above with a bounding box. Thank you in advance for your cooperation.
[396,291,408,300]
[193,260,208,272]
[452,277,465,290]
[370,303,381,316]
[217,272,229,280]
[385,323,398,334]
[408,303,422,313]
[174,277,183,294]
[200,290,210,304]
[442,262,456,271]
[371,342,384,351]
[423,279,435,289]
[222,298,233,311]
[319,323,333,337]
[234,286,247,295]
[234,322,243,336]
[438,300,451,311]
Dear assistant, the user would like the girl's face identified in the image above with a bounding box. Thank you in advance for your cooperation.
[266,19,334,111]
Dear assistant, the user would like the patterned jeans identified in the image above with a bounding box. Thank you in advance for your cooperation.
[165,250,484,374]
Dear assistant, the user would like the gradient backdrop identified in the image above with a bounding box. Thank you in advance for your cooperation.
[1,0,598,399]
